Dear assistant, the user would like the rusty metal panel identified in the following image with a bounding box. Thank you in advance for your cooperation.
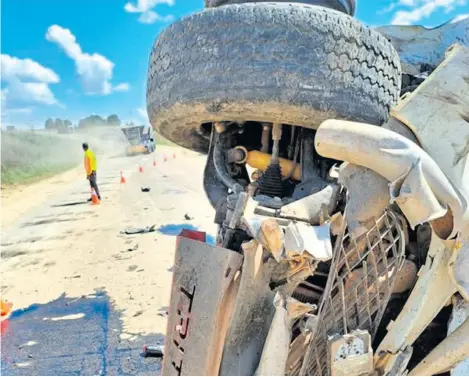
[162,236,243,376]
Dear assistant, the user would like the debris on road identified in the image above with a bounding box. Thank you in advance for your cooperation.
[122,244,139,253]
[1,300,13,321]
[65,275,81,279]
[120,225,156,235]
[184,213,193,220]
[143,344,164,358]
[157,307,168,317]
[141,187,151,192]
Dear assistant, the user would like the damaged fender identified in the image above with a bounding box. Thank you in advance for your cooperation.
[315,119,466,239]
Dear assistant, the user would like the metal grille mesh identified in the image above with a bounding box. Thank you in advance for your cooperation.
[296,210,406,376]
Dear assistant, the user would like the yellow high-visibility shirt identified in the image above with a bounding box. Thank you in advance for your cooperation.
[84,149,97,175]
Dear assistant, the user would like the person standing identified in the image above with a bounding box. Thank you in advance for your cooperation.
[82,142,101,201]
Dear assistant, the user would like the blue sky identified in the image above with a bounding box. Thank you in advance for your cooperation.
[1,0,468,129]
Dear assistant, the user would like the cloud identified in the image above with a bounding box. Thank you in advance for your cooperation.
[9,82,58,105]
[46,25,129,95]
[137,107,148,120]
[399,0,418,5]
[138,10,174,24]
[1,54,59,106]
[1,54,59,84]
[6,107,33,114]
[113,83,130,92]
[452,12,469,22]
[124,0,174,24]
[378,3,398,14]
[391,0,467,25]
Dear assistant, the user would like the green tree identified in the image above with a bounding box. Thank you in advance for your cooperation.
[107,114,121,126]
[55,118,64,130]
[78,115,106,129]
[45,118,55,129]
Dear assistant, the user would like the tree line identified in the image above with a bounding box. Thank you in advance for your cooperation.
[45,114,122,132]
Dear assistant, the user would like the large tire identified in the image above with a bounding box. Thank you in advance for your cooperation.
[147,3,401,153]
[205,0,356,16]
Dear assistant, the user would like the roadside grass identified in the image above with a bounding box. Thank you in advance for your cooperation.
[1,129,177,186]
[1,131,82,186]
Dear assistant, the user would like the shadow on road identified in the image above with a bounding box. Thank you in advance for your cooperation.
[1,291,163,376]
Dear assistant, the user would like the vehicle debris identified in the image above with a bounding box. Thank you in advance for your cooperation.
[220,240,278,376]
[143,344,164,358]
[256,293,315,376]
[329,330,373,376]
[120,225,156,235]
[147,0,469,374]
[284,222,332,262]
[122,244,139,252]
[157,307,168,317]
[315,119,464,238]
[408,295,469,376]
[140,187,151,192]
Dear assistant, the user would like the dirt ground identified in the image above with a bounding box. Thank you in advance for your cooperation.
[1,146,216,374]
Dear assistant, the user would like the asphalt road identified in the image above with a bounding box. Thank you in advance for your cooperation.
[1,147,216,375]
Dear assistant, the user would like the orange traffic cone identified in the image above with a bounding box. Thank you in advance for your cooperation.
[1,300,13,321]
[139,165,143,173]
[120,171,126,184]
[91,188,100,205]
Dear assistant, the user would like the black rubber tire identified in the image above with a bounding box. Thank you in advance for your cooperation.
[205,0,356,16]
[147,3,401,153]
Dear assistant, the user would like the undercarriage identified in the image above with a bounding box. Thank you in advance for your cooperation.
[146,2,469,375]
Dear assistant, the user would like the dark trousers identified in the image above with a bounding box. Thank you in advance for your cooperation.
[89,171,101,199]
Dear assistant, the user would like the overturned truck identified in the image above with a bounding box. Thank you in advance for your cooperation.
[146,1,469,375]
[121,125,156,156]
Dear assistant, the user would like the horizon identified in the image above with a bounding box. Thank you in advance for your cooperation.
[1,0,468,129]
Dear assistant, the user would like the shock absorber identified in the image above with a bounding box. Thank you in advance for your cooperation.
[258,123,284,198]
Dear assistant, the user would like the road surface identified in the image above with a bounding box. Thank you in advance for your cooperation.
[1,147,216,375]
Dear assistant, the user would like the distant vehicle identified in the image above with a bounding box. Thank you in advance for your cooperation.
[57,126,74,134]
[121,125,156,156]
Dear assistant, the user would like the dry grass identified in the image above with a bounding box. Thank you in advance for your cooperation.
[1,128,175,185]
[1,131,82,185]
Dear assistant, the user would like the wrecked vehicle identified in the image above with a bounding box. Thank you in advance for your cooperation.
[121,124,156,156]
[146,0,469,374]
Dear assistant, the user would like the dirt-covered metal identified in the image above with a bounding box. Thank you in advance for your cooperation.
[298,211,406,376]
